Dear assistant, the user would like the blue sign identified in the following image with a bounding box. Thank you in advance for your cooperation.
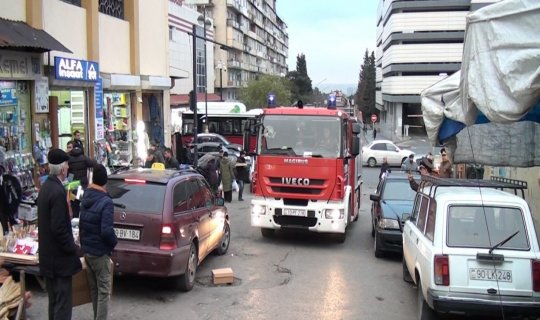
[0,82,17,106]
[55,56,99,81]
[95,78,104,140]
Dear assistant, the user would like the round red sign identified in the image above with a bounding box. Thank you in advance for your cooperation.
[371,114,377,123]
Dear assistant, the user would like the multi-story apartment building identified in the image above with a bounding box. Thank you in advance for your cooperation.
[169,0,288,108]
[0,0,171,166]
[375,0,497,140]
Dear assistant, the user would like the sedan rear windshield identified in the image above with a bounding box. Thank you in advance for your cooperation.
[383,180,417,201]
[447,206,529,250]
[108,180,166,214]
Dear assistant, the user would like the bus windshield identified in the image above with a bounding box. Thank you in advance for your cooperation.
[258,115,342,158]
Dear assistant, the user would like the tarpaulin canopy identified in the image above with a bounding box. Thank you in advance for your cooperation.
[420,0,540,166]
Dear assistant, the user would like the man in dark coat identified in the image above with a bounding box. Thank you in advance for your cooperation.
[37,148,82,320]
[235,150,248,201]
[80,164,117,320]
[68,146,95,189]
[73,130,85,155]
[163,147,179,169]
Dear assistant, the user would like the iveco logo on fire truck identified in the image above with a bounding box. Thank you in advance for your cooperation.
[282,177,310,185]
[284,158,308,165]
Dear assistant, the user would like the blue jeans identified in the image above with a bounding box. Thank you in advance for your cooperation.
[237,179,245,200]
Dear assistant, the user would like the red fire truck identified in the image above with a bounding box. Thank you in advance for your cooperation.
[250,103,362,242]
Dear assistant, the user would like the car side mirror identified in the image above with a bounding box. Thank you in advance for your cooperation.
[216,197,225,206]
[370,194,380,202]
[395,148,399,152]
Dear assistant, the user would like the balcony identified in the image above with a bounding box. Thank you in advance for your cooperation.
[381,75,447,95]
[226,19,240,29]
[227,0,242,13]
[382,43,463,68]
[228,60,241,68]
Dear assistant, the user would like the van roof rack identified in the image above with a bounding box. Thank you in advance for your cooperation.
[419,175,527,199]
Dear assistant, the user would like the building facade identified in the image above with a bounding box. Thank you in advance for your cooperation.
[0,0,171,167]
[375,0,498,141]
[170,0,288,107]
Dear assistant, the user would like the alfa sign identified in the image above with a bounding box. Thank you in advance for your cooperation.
[55,57,99,81]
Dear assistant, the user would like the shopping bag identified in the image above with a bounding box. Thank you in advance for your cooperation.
[232,180,239,192]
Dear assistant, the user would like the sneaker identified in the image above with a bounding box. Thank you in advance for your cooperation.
[238,198,244,201]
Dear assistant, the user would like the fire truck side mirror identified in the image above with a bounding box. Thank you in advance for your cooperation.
[351,136,360,156]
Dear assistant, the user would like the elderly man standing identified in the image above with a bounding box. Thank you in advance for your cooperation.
[37,148,82,320]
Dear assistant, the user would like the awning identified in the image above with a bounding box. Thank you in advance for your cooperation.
[171,93,221,106]
[0,17,71,53]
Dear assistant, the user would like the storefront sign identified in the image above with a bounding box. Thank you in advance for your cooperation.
[0,51,42,79]
[55,57,99,82]
[0,82,17,106]
[35,77,49,113]
[95,78,104,140]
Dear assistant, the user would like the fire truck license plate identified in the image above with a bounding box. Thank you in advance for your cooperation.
[283,208,307,217]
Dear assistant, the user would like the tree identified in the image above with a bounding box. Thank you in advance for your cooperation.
[356,50,377,122]
[239,74,293,109]
[287,54,312,102]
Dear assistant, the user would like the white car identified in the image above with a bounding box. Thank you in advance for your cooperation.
[402,176,540,319]
[362,140,413,167]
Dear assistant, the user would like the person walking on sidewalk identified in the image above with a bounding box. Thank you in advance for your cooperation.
[80,164,117,320]
[235,150,248,201]
[37,148,82,320]
[220,152,236,203]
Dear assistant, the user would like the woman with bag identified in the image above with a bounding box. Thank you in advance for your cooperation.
[219,152,236,203]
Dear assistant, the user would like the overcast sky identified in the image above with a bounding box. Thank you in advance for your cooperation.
[276,0,377,90]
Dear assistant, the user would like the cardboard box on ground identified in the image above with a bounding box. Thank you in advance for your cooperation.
[212,268,234,285]
[72,257,114,307]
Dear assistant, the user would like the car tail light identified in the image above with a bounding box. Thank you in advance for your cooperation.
[159,224,177,250]
[434,255,449,286]
[125,178,146,184]
[533,260,540,292]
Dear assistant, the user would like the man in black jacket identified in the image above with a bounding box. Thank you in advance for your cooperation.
[80,164,117,320]
[37,148,82,320]
[68,144,95,218]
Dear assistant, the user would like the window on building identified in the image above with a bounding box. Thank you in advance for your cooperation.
[60,0,81,6]
[99,0,124,19]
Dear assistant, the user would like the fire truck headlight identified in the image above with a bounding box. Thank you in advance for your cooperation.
[325,209,344,219]
[252,204,266,215]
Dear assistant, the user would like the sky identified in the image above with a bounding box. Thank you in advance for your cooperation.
[276,0,378,93]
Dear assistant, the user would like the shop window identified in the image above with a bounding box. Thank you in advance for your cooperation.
[99,0,124,19]
[103,92,132,166]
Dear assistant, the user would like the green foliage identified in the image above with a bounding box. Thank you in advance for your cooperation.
[287,54,312,102]
[356,49,377,122]
[239,74,293,108]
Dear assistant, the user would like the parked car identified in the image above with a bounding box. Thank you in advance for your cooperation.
[362,140,413,167]
[402,176,540,319]
[192,133,243,152]
[370,172,418,257]
[108,168,230,291]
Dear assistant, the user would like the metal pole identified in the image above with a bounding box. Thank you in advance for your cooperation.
[192,23,198,166]
[203,10,208,133]
[220,67,223,101]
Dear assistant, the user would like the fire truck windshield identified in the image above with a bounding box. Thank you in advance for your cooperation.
[258,115,342,158]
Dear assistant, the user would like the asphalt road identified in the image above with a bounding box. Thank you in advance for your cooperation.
[25,166,422,320]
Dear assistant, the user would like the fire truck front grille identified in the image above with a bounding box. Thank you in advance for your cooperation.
[274,216,317,228]
[270,186,322,195]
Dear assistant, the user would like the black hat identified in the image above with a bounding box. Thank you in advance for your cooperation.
[92,164,108,186]
[408,154,414,158]
[47,148,70,165]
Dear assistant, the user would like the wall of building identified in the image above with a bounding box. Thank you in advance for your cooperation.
[98,13,130,74]
[43,0,88,60]
[138,0,169,77]
[0,0,26,21]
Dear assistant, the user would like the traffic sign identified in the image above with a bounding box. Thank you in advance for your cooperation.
[371,114,378,123]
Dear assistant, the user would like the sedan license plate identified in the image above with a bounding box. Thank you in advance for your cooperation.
[114,228,141,241]
[283,208,307,217]
[469,268,512,282]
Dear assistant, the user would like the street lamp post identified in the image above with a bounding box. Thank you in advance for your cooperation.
[217,61,225,101]
[197,11,211,133]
